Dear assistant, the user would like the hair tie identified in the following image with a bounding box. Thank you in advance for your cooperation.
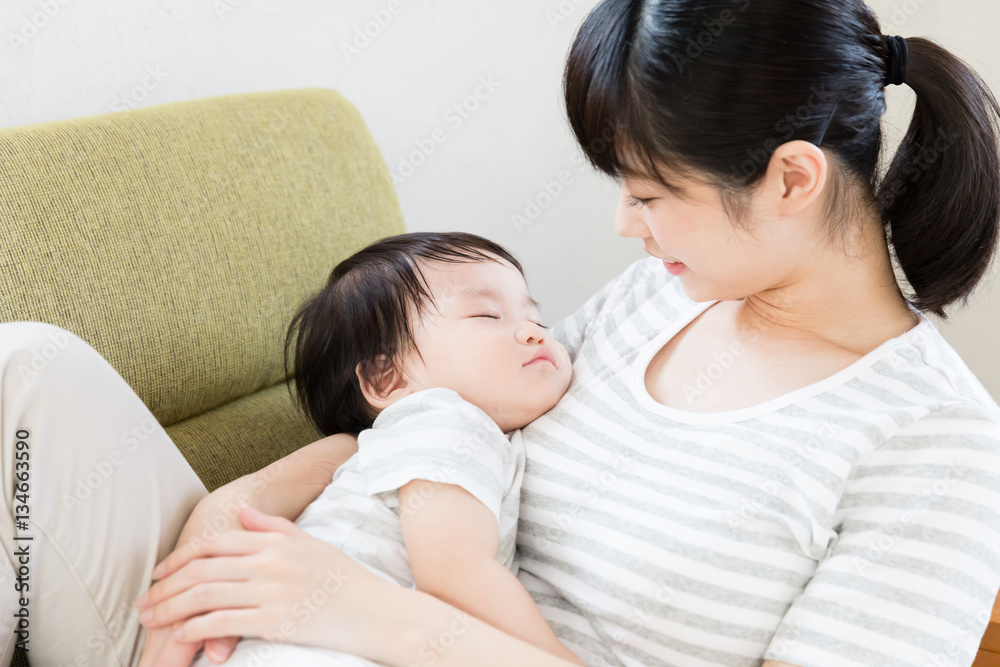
[884,35,908,87]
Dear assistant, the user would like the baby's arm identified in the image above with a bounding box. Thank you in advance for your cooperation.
[398,479,585,666]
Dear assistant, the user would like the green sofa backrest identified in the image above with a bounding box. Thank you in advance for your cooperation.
[0,89,406,492]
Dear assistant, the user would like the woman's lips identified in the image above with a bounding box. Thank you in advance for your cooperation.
[663,260,686,276]
[645,248,684,272]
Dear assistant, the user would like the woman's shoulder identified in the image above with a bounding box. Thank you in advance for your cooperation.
[550,257,693,360]
[608,256,687,299]
[580,256,693,325]
[870,313,1000,427]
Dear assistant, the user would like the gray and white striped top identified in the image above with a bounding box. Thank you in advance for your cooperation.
[515,257,1000,667]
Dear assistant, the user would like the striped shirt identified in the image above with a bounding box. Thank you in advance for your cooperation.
[515,257,1000,667]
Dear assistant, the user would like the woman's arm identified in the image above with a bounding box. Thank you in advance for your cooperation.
[180,432,359,541]
[138,507,582,667]
[397,479,585,665]
[137,433,358,666]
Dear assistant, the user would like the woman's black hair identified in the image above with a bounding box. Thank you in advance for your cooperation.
[565,0,1000,317]
[284,232,523,436]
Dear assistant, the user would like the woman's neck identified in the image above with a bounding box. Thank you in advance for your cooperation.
[739,216,920,356]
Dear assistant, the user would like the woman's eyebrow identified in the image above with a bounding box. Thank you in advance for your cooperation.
[457,286,540,309]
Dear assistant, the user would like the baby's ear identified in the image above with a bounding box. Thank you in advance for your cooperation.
[356,355,411,410]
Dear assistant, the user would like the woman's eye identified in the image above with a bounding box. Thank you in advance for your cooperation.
[473,314,501,319]
[627,195,652,208]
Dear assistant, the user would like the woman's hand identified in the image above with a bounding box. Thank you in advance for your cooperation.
[136,506,407,663]
[138,623,239,667]
[136,433,360,666]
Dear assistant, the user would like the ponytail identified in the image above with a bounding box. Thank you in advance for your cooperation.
[878,37,1000,318]
[564,1,1000,319]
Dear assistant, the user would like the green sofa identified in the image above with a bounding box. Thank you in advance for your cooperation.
[0,88,406,665]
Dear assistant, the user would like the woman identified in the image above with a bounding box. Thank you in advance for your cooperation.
[7,0,1000,665]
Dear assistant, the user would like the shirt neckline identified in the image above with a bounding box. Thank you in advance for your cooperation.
[628,299,933,425]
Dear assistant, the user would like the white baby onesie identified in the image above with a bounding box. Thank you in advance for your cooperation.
[194,387,526,666]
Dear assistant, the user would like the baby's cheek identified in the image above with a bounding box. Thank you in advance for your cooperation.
[559,365,574,394]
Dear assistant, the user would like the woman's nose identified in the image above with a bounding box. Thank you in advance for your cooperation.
[614,197,648,239]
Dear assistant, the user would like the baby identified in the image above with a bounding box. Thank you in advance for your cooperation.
[196,232,581,666]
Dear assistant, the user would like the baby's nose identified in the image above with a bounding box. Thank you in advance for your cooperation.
[521,325,545,345]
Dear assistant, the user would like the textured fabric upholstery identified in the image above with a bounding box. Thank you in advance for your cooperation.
[0,88,404,491]
[1,88,405,665]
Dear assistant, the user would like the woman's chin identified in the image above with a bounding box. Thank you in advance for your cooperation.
[675,275,749,305]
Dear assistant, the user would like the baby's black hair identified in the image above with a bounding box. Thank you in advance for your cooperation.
[284,232,523,436]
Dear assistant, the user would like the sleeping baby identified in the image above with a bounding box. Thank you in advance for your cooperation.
[192,231,581,666]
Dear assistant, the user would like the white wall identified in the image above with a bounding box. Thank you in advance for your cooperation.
[2,0,997,400]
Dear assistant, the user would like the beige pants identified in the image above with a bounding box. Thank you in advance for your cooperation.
[0,322,208,666]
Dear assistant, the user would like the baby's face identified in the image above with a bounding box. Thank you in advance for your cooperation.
[398,257,572,433]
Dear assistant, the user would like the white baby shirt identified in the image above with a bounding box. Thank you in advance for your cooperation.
[294,387,526,585]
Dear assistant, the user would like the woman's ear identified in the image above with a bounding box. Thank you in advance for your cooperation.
[764,140,828,215]
[356,355,413,411]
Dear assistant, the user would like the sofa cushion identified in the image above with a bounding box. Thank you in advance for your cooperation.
[0,88,405,492]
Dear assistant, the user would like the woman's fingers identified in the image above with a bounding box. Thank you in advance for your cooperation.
[203,636,240,663]
[140,581,257,629]
[139,555,253,611]
[139,509,402,659]
[150,529,281,581]
[137,624,202,667]
[149,630,203,667]
[173,609,274,644]
[237,505,300,535]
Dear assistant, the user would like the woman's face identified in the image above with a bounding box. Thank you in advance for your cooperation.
[615,162,827,304]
